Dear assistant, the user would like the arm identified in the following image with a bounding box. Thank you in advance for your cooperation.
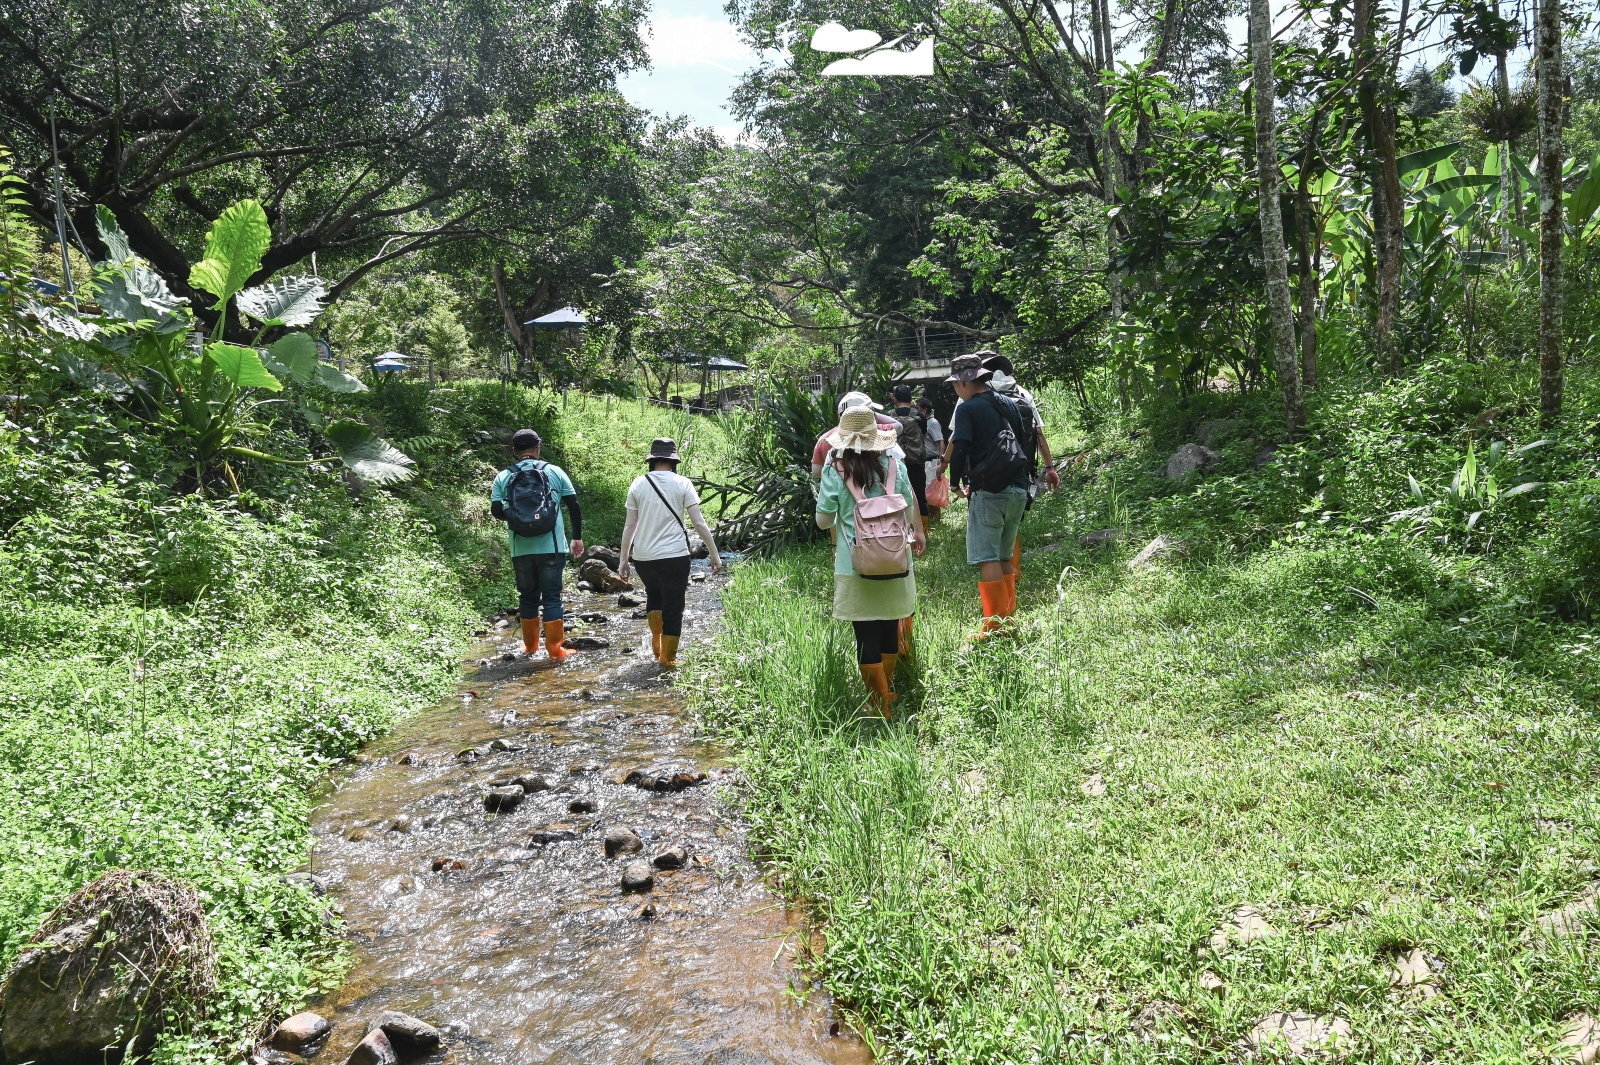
[562,495,584,558]
[686,504,723,572]
[947,439,972,490]
[1037,426,1060,489]
[898,461,926,555]
[490,471,508,520]
[617,507,640,579]
[815,465,840,529]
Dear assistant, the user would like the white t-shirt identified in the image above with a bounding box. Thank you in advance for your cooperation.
[625,471,701,562]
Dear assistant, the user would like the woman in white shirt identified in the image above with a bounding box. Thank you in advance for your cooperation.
[918,398,945,524]
[618,438,724,668]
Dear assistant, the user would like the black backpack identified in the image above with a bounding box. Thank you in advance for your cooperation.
[502,461,560,537]
[967,392,1031,493]
[891,409,934,462]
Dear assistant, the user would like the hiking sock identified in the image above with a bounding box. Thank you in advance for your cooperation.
[648,610,664,662]
[659,634,680,669]
[858,662,892,718]
[543,620,569,661]
[971,580,1007,640]
[519,617,540,655]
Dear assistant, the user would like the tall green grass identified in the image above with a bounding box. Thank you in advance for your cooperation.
[691,365,1600,1063]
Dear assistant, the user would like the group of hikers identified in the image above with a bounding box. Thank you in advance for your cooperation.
[489,350,1057,712]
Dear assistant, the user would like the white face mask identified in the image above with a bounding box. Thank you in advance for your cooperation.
[989,371,1015,390]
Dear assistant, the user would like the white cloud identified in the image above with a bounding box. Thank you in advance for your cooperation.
[643,16,756,70]
[810,22,882,52]
[820,37,934,76]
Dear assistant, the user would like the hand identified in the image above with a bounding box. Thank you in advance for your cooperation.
[711,558,726,575]
[1045,468,1061,490]
[570,538,585,560]
[961,485,972,499]
[913,537,926,558]
[618,562,631,581]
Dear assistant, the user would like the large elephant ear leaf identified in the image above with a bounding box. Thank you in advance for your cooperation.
[323,420,416,485]
[97,262,190,333]
[95,206,131,265]
[262,332,319,385]
[188,200,271,308]
[314,362,368,393]
[206,342,283,391]
[236,275,328,327]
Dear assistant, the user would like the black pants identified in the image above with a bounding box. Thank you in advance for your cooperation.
[634,555,691,636]
[905,459,928,516]
[852,619,900,665]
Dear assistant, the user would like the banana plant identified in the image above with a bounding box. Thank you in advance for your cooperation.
[84,200,413,492]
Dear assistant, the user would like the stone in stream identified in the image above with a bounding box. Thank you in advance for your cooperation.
[581,544,622,570]
[577,612,609,624]
[567,796,599,814]
[456,748,482,763]
[564,635,610,651]
[621,765,707,793]
[653,846,688,870]
[430,856,468,872]
[388,815,412,833]
[617,592,643,608]
[365,1011,442,1057]
[578,558,632,592]
[530,824,582,845]
[344,1027,397,1065]
[514,773,553,792]
[269,1011,331,1051]
[621,860,655,893]
[489,738,524,752]
[482,786,525,813]
[604,825,643,857]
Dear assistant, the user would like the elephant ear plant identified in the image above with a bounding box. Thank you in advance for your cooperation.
[91,199,413,493]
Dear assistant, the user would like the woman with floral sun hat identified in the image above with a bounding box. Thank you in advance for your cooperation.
[815,406,927,716]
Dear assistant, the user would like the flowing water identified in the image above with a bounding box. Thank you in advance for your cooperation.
[300,567,868,1065]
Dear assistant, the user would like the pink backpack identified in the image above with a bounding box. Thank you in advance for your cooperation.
[844,455,913,578]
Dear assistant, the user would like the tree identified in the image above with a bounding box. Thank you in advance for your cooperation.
[1250,0,1304,436]
[1534,0,1565,422]
[1353,0,1407,370]
[0,0,649,332]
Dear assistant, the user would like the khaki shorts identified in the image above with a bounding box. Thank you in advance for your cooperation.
[965,486,1027,564]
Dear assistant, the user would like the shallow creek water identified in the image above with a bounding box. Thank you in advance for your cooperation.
[302,566,869,1065]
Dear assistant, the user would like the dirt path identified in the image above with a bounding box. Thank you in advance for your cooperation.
[300,567,867,1064]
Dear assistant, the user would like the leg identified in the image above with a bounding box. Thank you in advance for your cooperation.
[655,556,691,668]
[967,491,1010,638]
[534,553,569,660]
[998,489,1027,617]
[853,620,893,716]
[878,619,902,703]
[512,554,541,653]
[636,558,666,660]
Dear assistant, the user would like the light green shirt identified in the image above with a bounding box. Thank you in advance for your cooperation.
[815,455,917,577]
[491,459,576,557]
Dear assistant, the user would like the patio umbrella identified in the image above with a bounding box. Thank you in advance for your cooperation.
[523,306,589,328]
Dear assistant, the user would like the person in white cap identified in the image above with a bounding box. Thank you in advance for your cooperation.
[810,390,903,479]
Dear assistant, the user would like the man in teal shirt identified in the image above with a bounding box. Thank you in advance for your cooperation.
[490,429,584,660]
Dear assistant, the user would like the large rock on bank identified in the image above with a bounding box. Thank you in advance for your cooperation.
[0,871,214,1065]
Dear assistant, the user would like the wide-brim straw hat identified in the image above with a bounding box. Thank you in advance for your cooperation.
[646,437,681,464]
[827,406,898,452]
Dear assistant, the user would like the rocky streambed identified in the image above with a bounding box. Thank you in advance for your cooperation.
[271,563,866,1065]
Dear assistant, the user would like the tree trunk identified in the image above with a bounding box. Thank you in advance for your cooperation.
[1353,0,1404,370]
[1093,0,1129,411]
[1495,29,1517,262]
[1251,0,1304,436]
[492,262,529,366]
[1296,113,1322,391]
[1535,0,1564,423]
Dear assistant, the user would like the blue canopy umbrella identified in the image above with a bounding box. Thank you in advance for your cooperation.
[523,306,589,328]
[372,352,409,373]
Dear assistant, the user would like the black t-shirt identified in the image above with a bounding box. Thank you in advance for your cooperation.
[949,390,1030,490]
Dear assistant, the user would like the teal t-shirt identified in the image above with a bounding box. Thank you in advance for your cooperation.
[491,459,577,557]
[815,455,917,576]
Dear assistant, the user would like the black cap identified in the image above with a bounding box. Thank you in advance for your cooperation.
[979,352,1015,375]
[647,437,680,464]
[511,428,542,452]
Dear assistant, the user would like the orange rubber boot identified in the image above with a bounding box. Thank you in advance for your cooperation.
[880,653,900,708]
[519,617,540,655]
[1002,572,1017,616]
[859,662,893,718]
[898,615,915,658]
[543,620,569,661]
[659,634,680,669]
[970,580,1008,641]
[648,610,664,662]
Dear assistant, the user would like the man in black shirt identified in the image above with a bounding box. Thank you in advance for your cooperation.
[945,352,1028,637]
[887,383,931,533]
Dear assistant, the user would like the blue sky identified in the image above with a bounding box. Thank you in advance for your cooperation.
[617,0,760,140]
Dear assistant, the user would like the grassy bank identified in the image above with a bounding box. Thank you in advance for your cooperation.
[691,364,1600,1062]
[0,380,731,1061]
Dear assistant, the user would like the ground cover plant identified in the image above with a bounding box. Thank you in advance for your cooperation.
[690,359,1600,1063]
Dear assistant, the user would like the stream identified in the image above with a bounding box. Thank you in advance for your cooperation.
[299,563,868,1065]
